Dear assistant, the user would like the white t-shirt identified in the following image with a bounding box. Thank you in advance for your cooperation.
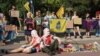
[44,15,52,20]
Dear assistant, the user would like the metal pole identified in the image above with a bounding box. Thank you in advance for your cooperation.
[29,0,34,16]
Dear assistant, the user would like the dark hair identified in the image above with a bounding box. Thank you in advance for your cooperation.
[0,8,2,13]
[11,5,16,10]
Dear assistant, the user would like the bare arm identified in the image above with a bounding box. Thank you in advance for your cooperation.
[53,36,61,44]
[29,37,41,47]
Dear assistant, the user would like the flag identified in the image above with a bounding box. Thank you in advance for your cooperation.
[24,2,34,18]
[56,6,64,19]
[50,19,66,33]
[24,2,30,11]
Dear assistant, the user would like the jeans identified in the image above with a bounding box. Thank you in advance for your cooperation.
[96,28,100,37]
[0,30,3,41]
[5,31,16,41]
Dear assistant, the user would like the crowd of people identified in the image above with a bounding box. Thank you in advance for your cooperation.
[0,5,100,56]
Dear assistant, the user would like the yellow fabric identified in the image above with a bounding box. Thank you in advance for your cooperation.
[50,19,66,33]
[24,2,30,11]
[56,6,64,19]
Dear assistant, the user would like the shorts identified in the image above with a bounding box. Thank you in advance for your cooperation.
[66,28,71,33]
[74,24,81,27]
[21,45,36,53]
[31,48,36,53]
[10,17,19,27]
[25,30,32,36]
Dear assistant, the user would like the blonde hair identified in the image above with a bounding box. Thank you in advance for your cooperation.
[27,12,33,18]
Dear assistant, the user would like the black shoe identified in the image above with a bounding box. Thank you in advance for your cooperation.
[75,36,77,39]
[0,49,9,54]
[80,36,83,39]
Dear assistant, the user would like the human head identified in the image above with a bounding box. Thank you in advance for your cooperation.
[43,28,50,36]
[73,11,77,16]
[12,5,16,10]
[35,10,41,16]
[31,30,38,37]
[99,14,100,19]
[27,12,32,18]
[86,13,90,18]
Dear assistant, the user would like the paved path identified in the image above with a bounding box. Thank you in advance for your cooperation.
[0,32,100,56]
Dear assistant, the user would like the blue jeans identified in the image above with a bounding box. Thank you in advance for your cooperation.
[0,30,3,41]
[66,28,71,34]
[5,31,16,41]
[96,28,100,37]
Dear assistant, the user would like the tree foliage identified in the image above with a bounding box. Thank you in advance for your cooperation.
[0,0,100,18]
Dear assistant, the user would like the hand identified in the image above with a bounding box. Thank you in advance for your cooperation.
[24,26,27,30]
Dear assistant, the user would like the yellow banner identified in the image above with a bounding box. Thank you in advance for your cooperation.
[50,19,66,33]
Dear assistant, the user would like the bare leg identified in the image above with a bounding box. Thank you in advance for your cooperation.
[22,47,32,53]
[76,26,83,39]
[73,27,77,38]
[86,32,87,35]
[25,35,28,43]
[87,32,90,38]
[76,26,81,36]
[28,36,32,43]
[73,27,76,36]
[10,47,24,53]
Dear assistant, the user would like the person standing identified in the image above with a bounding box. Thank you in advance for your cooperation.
[95,14,100,37]
[84,13,93,38]
[51,12,57,19]
[72,11,83,39]
[24,12,35,43]
[0,9,5,45]
[9,5,20,29]
[65,13,72,38]
[35,10,42,36]
[42,11,51,29]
